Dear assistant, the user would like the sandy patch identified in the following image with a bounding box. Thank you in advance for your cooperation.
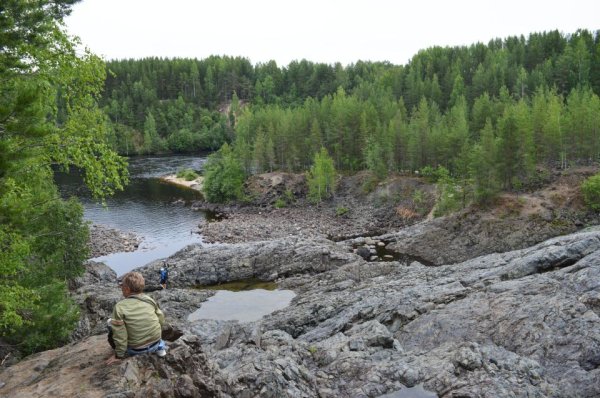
[161,175,203,191]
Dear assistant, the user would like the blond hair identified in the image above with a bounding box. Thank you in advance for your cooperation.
[121,272,145,293]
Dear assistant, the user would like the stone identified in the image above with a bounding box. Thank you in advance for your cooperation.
[6,228,600,397]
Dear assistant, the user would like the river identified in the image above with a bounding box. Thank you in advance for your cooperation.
[56,155,209,276]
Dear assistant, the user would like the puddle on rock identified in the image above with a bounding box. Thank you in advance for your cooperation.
[188,288,296,323]
[353,242,435,266]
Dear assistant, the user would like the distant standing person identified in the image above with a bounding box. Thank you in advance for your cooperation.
[160,261,169,289]
[106,272,166,364]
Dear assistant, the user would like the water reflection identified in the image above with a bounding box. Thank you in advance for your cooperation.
[188,289,296,323]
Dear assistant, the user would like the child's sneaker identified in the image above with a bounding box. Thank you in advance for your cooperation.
[155,349,166,357]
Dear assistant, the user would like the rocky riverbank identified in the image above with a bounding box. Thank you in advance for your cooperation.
[88,224,142,258]
[3,168,600,397]
[196,172,599,277]
[197,171,438,243]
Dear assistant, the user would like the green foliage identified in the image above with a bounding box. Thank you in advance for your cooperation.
[361,174,380,194]
[283,189,295,204]
[581,173,600,211]
[420,165,450,183]
[433,181,461,217]
[274,189,295,208]
[142,112,165,154]
[274,198,286,208]
[470,119,500,204]
[202,143,245,203]
[307,148,337,203]
[365,136,387,179]
[412,189,427,215]
[0,227,33,331]
[431,167,463,217]
[176,168,199,181]
[13,281,81,354]
[0,0,128,353]
[100,29,600,167]
[335,206,349,217]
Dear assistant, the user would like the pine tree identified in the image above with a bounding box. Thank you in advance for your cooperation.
[495,100,533,190]
[143,111,162,154]
[307,148,337,203]
[365,134,387,180]
[470,119,499,203]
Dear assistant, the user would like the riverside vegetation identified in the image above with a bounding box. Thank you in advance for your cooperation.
[3,0,600,396]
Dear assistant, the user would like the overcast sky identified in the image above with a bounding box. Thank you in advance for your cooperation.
[65,0,599,67]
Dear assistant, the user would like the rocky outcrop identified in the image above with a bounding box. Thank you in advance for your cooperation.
[380,208,580,265]
[88,224,141,258]
[198,173,437,245]
[187,229,600,397]
[4,228,600,397]
[244,172,307,206]
[0,334,220,398]
[135,236,358,287]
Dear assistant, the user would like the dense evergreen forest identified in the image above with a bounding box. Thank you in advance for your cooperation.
[102,29,600,203]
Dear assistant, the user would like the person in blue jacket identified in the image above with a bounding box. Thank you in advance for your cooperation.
[159,261,169,289]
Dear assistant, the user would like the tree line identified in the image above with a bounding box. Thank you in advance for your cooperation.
[99,29,600,165]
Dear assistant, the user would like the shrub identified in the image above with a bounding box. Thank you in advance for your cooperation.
[283,189,295,204]
[176,168,199,181]
[361,174,379,194]
[433,183,461,217]
[412,189,427,215]
[202,143,245,203]
[335,206,349,217]
[582,173,600,211]
[274,198,286,208]
[274,189,296,208]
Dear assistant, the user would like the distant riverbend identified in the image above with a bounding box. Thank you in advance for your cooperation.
[56,155,209,275]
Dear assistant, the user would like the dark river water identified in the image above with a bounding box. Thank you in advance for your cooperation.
[56,155,208,276]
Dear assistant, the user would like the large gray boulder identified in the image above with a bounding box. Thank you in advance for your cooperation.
[136,236,358,287]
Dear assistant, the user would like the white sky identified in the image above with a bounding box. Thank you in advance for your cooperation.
[65,0,600,67]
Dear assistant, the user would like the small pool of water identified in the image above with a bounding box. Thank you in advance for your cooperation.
[353,242,436,266]
[375,246,436,266]
[188,289,296,323]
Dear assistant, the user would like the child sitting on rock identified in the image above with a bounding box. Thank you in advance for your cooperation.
[106,272,166,364]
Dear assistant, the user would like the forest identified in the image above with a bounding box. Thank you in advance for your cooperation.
[101,30,600,204]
